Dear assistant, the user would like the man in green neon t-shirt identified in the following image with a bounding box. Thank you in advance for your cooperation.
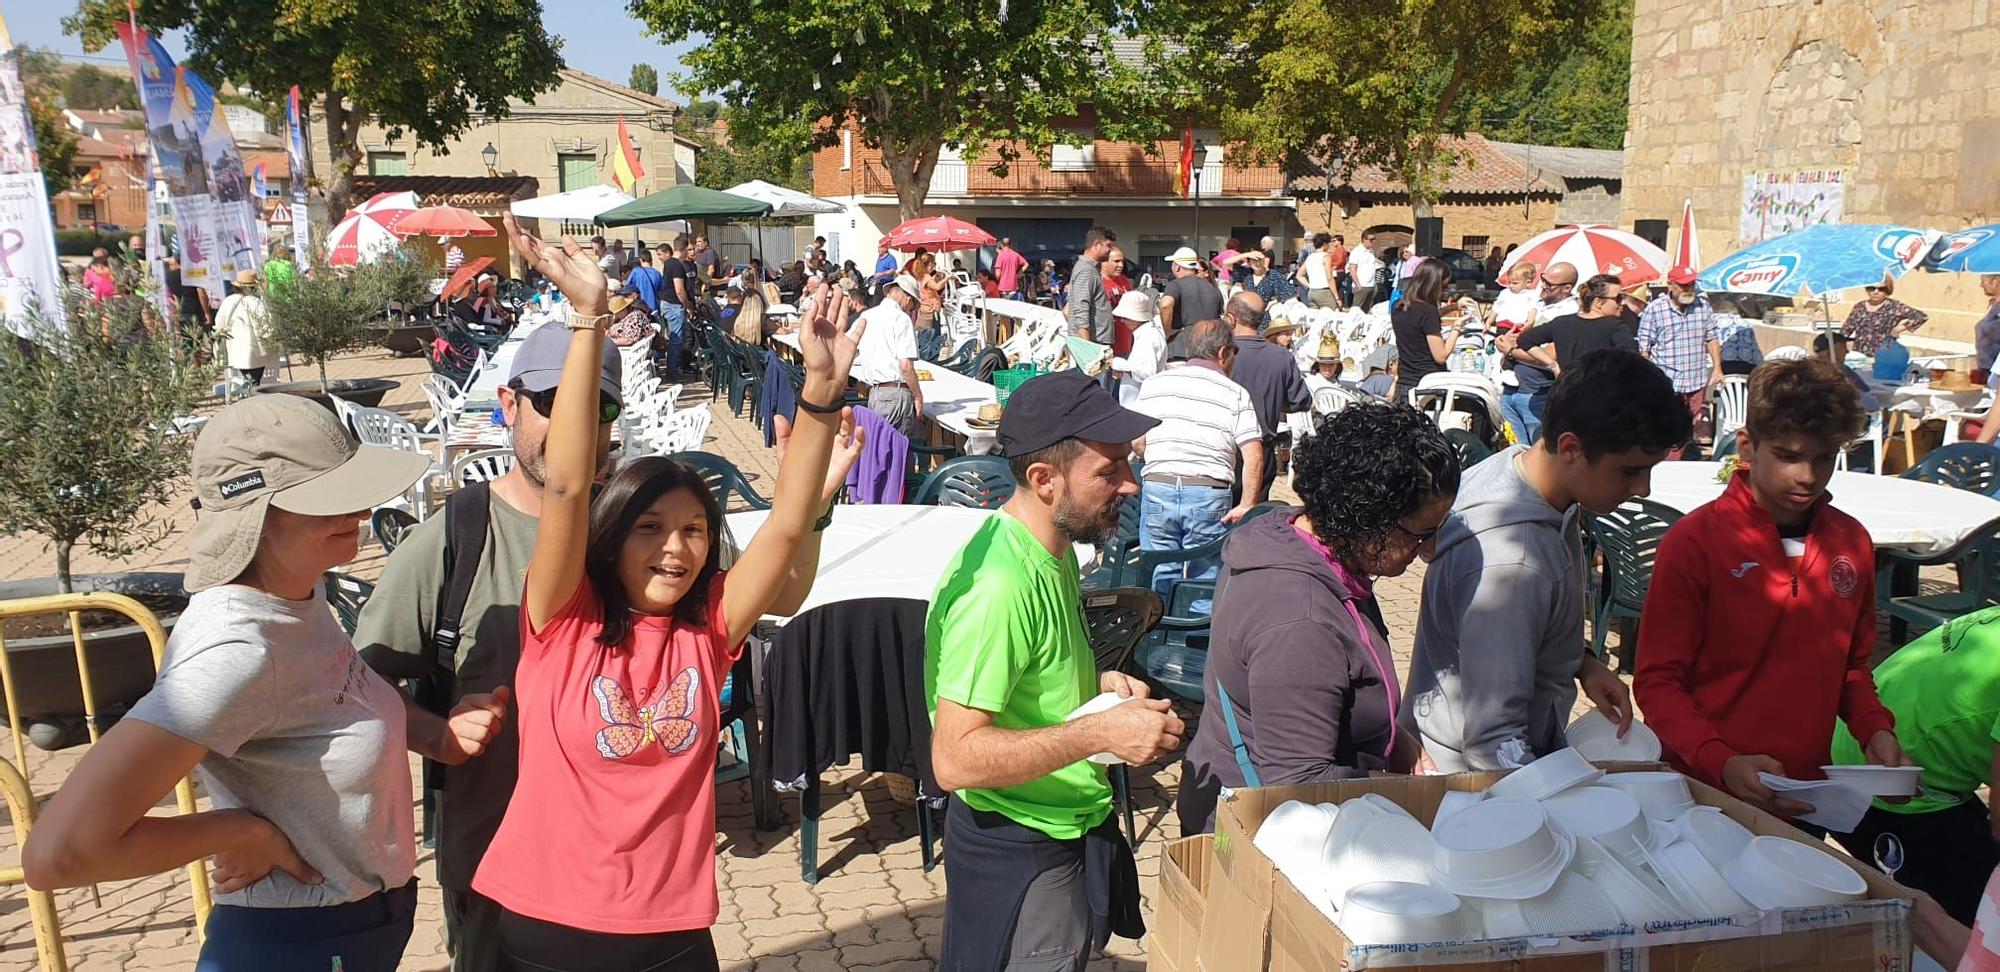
[927,369,1184,970]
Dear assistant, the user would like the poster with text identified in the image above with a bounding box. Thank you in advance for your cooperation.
[116,23,223,299]
[0,23,66,338]
[182,69,261,284]
[1740,169,1846,245]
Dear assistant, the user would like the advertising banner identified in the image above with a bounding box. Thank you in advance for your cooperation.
[0,14,66,338]
[1740,168,1846,245]
[286,85,311,270]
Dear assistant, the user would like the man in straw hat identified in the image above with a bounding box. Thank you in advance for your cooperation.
[1306,331,1343,393]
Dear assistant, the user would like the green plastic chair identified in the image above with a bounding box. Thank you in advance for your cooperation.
[1443,428,1493,471]
[1580,498,1683,669]
[671,451,772,512]
[322,571,375,636]
[913,455,1016,509]
[1901,443,2000,495]
[1083,587,1164,846]
[371,507,418,555]
[1877,516,2000,642]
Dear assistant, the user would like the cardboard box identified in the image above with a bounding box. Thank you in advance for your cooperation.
[1206,770,1915,970]
[1149,834,1213,972]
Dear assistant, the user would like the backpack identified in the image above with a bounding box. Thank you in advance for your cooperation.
[413,481,492,791]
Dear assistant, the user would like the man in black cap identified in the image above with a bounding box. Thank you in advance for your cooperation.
[926,370,1184,969]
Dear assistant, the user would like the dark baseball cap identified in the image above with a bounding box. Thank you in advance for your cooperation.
[506,323,624,401]
[1812,331,1854,353]
[998,369,1158,459]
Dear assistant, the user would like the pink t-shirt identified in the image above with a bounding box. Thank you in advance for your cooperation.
[994,247,1028,292]
[473,574,736,934]
[1214,249,1240,283]
[1961,865,2000,970]
[83,266,116,301]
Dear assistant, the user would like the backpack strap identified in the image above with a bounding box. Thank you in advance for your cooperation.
[1211,679,1262,789]
[430,480,492,698]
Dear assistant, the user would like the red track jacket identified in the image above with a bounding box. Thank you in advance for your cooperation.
[1634,472,1895,790]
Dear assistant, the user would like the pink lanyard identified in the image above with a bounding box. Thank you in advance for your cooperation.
[1291,521,1401,759]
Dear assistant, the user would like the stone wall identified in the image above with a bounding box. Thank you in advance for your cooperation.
[1623,0,2000,343]
[1295,196,1564,259]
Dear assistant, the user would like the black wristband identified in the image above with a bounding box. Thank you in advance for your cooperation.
[797,395,845,415]
[813,505,835,532]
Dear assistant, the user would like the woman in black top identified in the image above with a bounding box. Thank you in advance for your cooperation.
[1390,257,1456,401]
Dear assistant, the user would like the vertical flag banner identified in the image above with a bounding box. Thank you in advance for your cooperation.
[0,12,67,337]
[1175,121,1195,199]
[143,171,170,322]
[116,21,223,297]
[608,115,645,192]
[285,85,311,270]
[180,68,262,284]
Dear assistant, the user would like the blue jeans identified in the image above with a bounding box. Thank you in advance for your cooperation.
[197,881,415,971]
[1139,479,1232,615]
[1501,388,1546,445]
[659,302,688,376]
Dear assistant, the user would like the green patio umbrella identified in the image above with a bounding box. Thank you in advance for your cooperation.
[595,185,772,227]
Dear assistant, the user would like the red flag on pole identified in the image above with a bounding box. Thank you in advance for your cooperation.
[1175,121,1195,199]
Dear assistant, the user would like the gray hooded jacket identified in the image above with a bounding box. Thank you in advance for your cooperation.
[1401,445,1585,771]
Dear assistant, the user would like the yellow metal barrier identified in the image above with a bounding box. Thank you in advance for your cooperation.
[0,591,214,966]
[0,755,67,971]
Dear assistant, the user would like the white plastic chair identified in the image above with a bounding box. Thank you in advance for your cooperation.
[1710,376,1751,446]
[451,448,517,487]
[1838,411,1887,472]
[350,406,447,514]
[634,404,713,456]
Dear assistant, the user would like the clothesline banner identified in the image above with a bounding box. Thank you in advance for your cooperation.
[1739,168,1846,245]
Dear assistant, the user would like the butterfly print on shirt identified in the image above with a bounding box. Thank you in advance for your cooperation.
[591,667,701,759]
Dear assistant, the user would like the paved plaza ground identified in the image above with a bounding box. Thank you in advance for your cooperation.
[0,343,1927,970]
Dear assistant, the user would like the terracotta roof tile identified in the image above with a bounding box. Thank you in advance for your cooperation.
[1290,133,1562,197]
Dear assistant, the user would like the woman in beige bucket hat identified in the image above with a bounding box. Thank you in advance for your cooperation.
[25,394,513,969]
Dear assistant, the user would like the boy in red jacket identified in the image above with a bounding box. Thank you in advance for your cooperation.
[1635,358,1904,818]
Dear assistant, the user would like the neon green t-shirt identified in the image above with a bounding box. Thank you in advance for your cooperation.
[1831,605,2000,815]
[925,512,1111,839]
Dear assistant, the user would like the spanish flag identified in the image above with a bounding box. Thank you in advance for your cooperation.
[608,116,646,193]
[1173,120,1195,199]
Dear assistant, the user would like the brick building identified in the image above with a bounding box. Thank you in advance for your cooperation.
[49,110,150,233]
[808,111,1294,281]
[1621,0,2000,343]
[1288,134,1599,264]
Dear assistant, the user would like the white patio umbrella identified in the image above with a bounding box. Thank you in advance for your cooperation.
[724,180,845,271]
[508,184,636,222]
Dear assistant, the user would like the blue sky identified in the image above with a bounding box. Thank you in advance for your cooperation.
[4,0,708,103]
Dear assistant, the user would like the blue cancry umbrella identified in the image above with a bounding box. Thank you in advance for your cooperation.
[1922,225,2000,273]
[1697,224,1941,297]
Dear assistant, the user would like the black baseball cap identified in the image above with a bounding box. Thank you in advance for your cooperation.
[998,370,1159,459]
[1812,331,1854,353]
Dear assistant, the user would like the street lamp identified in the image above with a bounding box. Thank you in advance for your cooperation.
[480,142,498,176]
[1192,139,1206,253]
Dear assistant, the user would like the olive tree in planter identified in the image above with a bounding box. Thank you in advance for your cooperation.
[257,245,436,409]
[0,293,215,745]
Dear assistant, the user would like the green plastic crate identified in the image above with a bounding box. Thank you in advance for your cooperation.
[994,366,1040,404]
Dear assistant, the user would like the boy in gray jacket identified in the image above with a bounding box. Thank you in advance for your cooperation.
[1403,350,1692,771]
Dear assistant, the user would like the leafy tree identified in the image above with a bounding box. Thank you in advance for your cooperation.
[1197,0,1604,212]
[629,62,659,96]
[0,288,213,594]
[680,98,721,127]
[260,246,436,393]
[694,111,810,192]
[1462,0,1632,150]
[634,0,1157,221]
[68,0,564,224]
[61,63,138,110]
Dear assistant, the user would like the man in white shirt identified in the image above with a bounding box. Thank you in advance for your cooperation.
[1349,231,1384,311]
[851,273,926,437]
[1130,319,1264,608]
[1111,291,1165,406]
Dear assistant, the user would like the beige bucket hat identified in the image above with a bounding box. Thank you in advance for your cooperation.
[185,395,431,591]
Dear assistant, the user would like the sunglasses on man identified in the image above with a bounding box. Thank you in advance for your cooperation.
[509,382,623,424]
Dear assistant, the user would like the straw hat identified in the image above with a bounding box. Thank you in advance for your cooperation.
[233,269,259,289]
[1316,331,1342,362]
[1263,319,1299,340]
[609,293,637,315]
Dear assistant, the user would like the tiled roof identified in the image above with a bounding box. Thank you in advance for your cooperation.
[1289,133,1563,197]
[558,68,681,112]
[1486,140,1625,182]
[350,174,541,211]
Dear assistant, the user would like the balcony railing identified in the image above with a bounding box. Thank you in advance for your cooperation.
[856,159,1286,199]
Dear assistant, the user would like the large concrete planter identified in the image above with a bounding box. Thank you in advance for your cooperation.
[0,572,187,749]
[256,377,400,411]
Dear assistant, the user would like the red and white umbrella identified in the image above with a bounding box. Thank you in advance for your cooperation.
[352,190,422,222]
[1497,224,1671,286]
[882,215,996,253]
[1674,198,1701,272]
[325,211,403,266]
[391,205,497,240]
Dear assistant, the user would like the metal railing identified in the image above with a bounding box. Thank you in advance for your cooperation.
[0,592,216,967]
[857,159,1287,199]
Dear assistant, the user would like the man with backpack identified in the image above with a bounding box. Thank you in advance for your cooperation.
[356,324,623,971]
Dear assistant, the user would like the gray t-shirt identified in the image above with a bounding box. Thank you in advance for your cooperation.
[128,584,413,907]
[354,492,538,889]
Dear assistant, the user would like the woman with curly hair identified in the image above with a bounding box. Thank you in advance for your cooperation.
[1177,402,1459,833]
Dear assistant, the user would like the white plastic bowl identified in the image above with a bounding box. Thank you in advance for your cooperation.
[1650,840,1754,917]
[1433,789,1484,828]
[1323,811,1436,905]
[1428,798,1574,899]
[1678,806,1755,872]
[1062,691,1129,764]
[1486,747,1604,802]
[1539,785,1667,869]
[1256,800,1340,894]
[1585,838,1686,925]
[1722,836,1868,909]
[1337,882,1480,946]
[1820,764,1924,797]
[1566,710,1663,763]
[1600,771,1697,820]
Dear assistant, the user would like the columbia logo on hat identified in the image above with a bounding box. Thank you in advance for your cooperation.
[217,471,267,500]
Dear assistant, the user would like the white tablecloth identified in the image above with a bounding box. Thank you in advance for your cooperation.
[726,505,1089,622]
[769,332,1000,454]
[1647,461,2000,554]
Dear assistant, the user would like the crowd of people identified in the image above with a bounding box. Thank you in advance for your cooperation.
[21,208,2000,972]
